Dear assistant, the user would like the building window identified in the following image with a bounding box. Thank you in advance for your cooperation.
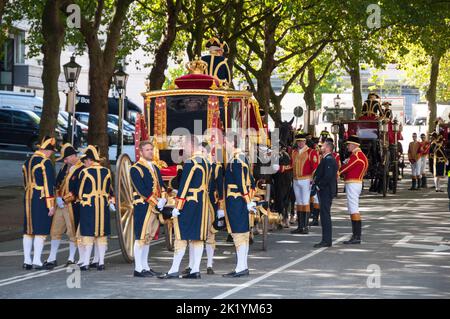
[14,31,25,64]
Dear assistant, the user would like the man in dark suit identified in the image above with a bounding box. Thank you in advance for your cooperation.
[312,140,338,247]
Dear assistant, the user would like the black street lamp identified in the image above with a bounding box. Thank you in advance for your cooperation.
[63,56,82,146]
[113,66,129,160]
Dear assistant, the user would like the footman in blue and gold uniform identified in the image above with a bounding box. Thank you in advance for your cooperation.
[201,37,231,84]
[78,145,114,271]
[222,134,255,278]
[22,136,56,270]
[46,143,84,269]
[159,136,211,279]
[130,140,167,277]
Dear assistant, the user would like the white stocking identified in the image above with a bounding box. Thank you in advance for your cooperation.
[134,242,143,272]
[23,236,33,265]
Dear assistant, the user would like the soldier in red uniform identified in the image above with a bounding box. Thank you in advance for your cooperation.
[291,133,319,234]
[339,135,368,244]
[419,133,431,188]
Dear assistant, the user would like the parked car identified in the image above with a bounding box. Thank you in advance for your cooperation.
[107,114,135,133]
[75,112,133,146]
[413,117,427,126]
[59,111,88,146]
[0,106,64,150]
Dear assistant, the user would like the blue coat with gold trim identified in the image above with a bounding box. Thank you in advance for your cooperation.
[78,163,113,237]
[224,151,252,234]
[130,159,166,241]
[209,161,224,215]
[201,54,231,83]
[175,152,211,240]
[22,151,56,235]
[55,161,84,229]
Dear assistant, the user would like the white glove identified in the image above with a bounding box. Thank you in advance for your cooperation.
[247,201,257,213]
[109,203,116,211]
[157,198,167,210]
[217,209,225,219]
[56,197,65,208]
[272,164,280,172]
[172,208,180,217]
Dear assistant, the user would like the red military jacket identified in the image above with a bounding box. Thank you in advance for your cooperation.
[419,141,431,158]
[292,146,319,180]
[339,148,368,183]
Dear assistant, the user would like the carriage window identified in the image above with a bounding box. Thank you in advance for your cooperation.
[228,101,241,133]
[166,95,208,112]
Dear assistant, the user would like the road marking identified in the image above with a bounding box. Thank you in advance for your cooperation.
[0,239,165,287]
[213,234,350,299]
[393,235,450,252]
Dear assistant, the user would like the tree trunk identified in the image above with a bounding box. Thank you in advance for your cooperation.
[426,53,441,134]
[39,0,65,140]
[86,50,110,160]
[302,66,317,134]
[349,66,362,118]
[148,0,181,90]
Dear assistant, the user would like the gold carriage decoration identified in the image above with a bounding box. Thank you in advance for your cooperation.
[115,57,274,262]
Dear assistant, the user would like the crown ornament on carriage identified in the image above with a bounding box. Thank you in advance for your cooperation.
[186,56,208,74]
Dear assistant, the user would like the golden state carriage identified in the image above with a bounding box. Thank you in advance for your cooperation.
[114,58,278,262]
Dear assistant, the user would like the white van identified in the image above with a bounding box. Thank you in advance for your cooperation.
[0,91,43,111]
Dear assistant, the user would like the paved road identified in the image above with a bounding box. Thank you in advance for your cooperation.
[0,172,448,299]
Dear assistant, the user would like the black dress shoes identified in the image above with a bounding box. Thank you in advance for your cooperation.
[33,264,45,270]
[182,267,191,275]
[134,270,146,277]
[97,264,105,271]
[23,263,33,270]
[158,272,181,279]
[182,272,201,279]
[65,260,75,267]
[89,262,99,268]
[44,260,57,270]
[142,269,161,277]
[313,242,332,248]
[343,237,361,244]
[222,269,249,278]
[206,267,215,275]
[79,265,89,271]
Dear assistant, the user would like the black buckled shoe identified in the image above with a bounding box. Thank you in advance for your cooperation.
[79,265,89,271]
[298,227,309,234]
[158,272,181,279]
[343,237,361,244]
[22,263,33,270]
[313,242,332,248]
[223,269,249,278]
[97,264,105,271]
[182,267,191,275]
[65,260,75,267]
[182,272,201,279]
[143,269,161,277]
[89,262,99,268]
[310,219,319,226]
[206,267,215,275]
[134,270,146,277]
[44,260,57,270]
[33,264,45,270]
[290,228,303,234]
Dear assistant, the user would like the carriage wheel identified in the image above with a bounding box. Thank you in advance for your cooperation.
[261,214,269,251]
[115,153,135,263]
[164,222,174,252]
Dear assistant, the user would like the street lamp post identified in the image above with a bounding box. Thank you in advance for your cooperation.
[113,66,129,161]
[63,56,82,146]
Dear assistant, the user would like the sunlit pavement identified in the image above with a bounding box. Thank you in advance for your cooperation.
[0,168,448,299]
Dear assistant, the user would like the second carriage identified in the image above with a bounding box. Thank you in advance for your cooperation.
[331,117,403,196]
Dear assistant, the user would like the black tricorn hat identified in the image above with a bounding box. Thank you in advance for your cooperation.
[345,135,360,146]
[158,207,173,220]
[56,143,77,161]
[212,217,226,232]
[38,136,57,151]
[294,132,307,142]
[368,92,380,99]
[81,145,101,162]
